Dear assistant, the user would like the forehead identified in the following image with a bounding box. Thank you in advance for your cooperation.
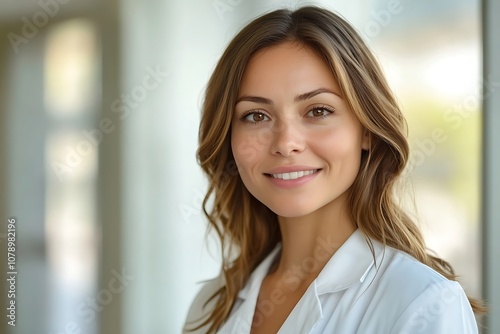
[238,41,341,97]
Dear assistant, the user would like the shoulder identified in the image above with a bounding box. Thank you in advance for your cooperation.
[378,247,450,292]
[390,278,478,333]
[372,247,478,333]
[182,272,225,334]
[373,246,464,303]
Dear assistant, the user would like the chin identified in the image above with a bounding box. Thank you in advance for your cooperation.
[264,202,317,218]
[273,211,312,219]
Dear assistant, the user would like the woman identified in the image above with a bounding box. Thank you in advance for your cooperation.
[184,6,484,333]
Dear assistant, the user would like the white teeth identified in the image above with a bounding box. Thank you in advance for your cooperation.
[271,169,317,180]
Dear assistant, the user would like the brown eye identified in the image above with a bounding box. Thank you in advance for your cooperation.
[243,111,269,123]
[252,113,265,122]
[307,107,334,118]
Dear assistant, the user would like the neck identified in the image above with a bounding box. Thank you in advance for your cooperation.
[272,194,356,287]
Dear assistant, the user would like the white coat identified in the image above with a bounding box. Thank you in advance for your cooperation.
[183,229,478,333]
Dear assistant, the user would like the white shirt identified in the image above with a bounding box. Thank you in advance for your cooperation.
[183,229,478,333]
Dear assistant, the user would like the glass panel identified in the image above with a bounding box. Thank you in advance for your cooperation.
[44,18,100,334]
[44,19,100,118]
[371,0,482,298]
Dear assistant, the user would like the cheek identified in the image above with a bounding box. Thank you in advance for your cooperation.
[231,132,255,168]
[315,128,363,163]
[230,132,260,193]
[231,127,272,166]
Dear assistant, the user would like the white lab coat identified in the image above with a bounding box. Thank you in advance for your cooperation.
[183,229,478,333]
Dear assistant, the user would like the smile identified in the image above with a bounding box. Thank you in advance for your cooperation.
[270,169,319,180]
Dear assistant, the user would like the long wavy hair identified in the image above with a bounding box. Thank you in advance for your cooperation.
[193,6,485,333]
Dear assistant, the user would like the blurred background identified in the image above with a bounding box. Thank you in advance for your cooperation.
[0,0,498,333]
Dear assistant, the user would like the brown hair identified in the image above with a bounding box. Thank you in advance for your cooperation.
[193,5,485,332]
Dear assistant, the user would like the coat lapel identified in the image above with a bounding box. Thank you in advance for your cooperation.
[218,245,282,334]
[278,281,323,333]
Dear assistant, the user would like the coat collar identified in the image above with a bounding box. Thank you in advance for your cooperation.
[220,229,385,333]
[315,228,384,294]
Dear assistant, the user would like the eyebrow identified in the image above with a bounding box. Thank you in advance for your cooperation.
[235,88,340,105]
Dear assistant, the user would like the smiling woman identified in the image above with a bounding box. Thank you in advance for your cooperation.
[183,6,485,334]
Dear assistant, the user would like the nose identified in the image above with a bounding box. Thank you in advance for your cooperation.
[270,120,306,157]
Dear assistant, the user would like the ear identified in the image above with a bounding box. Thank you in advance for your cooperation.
[361,129,370,150]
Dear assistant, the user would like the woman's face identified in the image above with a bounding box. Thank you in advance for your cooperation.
[231,42,368,218]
